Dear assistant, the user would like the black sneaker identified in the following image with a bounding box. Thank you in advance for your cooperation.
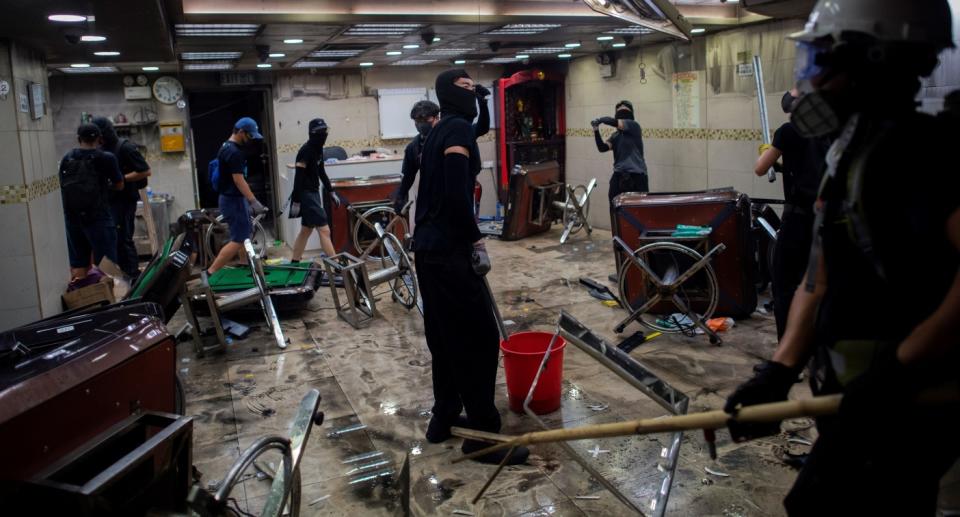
[425,415,469,443]
[462,439,530,465]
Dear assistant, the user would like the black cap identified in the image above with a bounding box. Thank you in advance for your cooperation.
[309,118,328,133]
[77,123,101,141]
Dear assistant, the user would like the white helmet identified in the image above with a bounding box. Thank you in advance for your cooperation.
[790,0,955,51]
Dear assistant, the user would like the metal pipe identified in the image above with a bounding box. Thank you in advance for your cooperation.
[753,55,776,183]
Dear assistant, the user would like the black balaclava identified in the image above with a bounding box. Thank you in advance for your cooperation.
[781,91,797,114]
[90,116,119,151]
[615,100,634,120]
[307,118,328,150]
[436,69,477,120]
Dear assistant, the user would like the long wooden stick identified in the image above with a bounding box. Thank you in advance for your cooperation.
[451,395,842,464]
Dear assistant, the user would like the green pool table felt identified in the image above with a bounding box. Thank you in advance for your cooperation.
[208,262,313,292]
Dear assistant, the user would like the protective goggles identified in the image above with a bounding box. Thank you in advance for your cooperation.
[794,41,829,82]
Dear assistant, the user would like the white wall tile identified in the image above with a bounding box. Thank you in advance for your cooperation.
[0,253,39,310]
[0,306,41,332]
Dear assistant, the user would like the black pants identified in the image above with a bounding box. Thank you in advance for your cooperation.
[771,208,814,339]
[415,248,502,432]
[110,199,140,278]
[608,170,649,203]
[784,402,960,516]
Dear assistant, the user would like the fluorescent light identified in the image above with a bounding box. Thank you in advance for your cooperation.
[516,54,529,59]
[359,62,374,67]
[433,37,441,42]
[70,63,90,68]
[612,42,626,48]
[454,59,466,65]
[565,42,581,48]
[558,54,572,59]
[81,35,106,42]
[183,62,233,70]
[48,14,87,22]
[309,49,364,58]
[352,23,421,28]
[391,59,436,66]
[597,36,614,41]
[345,23,421,36]
[175,24,259,36]
[522,47,566,54]
[605,26,654,35]
[60,66,118,73]
[691,28,706,34]
[180,51,242,60]
[284,38,304,44]
[292,61,339,68]
[485,23,561,36]
[386,51,402,56]
[424,48,474,56]
[142,66,159,71]
[402,44,419,49]
[94,51,120,56]
[482,57,518,64]
[269,53,285,58]
[257,63,272,68]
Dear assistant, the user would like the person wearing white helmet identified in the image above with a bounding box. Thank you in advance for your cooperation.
[724,0,960,514]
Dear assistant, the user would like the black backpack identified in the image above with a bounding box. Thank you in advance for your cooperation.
[60,151,105,219]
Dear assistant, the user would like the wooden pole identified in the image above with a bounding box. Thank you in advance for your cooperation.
[452,395,843,464]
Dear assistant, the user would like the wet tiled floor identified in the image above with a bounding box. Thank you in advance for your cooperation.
[172,227,954,516]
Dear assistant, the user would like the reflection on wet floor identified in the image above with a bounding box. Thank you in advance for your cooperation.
[175,227,814,516]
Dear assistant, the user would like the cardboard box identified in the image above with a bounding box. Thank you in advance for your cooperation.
[62,277,116,311]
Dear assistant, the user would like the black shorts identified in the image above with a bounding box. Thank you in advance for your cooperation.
[300,190,328,228]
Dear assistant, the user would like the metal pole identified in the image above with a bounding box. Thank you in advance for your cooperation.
[753,55,777,183]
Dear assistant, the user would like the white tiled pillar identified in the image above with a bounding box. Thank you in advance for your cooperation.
[0,41,69,331]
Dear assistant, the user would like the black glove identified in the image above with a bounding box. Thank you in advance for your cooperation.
[393,193,408,214]
[475,84,491,99]
[724,360,801,442]
[597,116,618,127]
[329,190,342,208]
[590,119,601,130]
[471,240,491,276]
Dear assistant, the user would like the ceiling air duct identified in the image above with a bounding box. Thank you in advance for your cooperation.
[582,0,693,40]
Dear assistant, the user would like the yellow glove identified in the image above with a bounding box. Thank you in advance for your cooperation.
[758,143,772,156]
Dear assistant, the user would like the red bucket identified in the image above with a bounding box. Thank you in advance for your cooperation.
[500,331,566,414]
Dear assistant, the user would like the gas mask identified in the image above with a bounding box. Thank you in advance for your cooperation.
[789,41,845,138]
[615,108,634,120]
[415,121,432,138]
[308,131,328,147]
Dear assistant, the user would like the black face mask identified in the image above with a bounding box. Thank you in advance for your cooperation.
[781,91,797,114]
[416,122,432,138]
[615,109,634,120]
[308,132,327,148]
[436,69,477,120]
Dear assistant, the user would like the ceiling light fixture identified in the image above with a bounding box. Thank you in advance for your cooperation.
[386,51,402,56]
[142,66,159,71]
[59,66,118,73]
[180,51,242,60]
[558,54,572,59]
[257,63,272,68]
[80,35,106,42]
[183,62,234,70]
[454,59,466,64]
[423,48,474,56]
[175,24,259,36]
[359,62,374,67]
[309,49,365,58]
[94,51,120,56]
[345,23,422,37]
[48,14,87,22]
[522,47,566,54]
[482,57,519,64]
[484,23,562,36]
[269,52,285,58]
[597,36,614,41]
[690,28,705,34]
[70,63,91,68]
[391,59,436,66]
[612,42,626,48]
[516,54,529,59]
[284,38,304,44]
[604,26,655,35]
[565,42,581,48]
[433,37,441,42]
[402,44,419,49]
[292,61,339,68]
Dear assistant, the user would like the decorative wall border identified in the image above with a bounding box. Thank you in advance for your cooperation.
[567,127,770,141]
[0,174,60,205]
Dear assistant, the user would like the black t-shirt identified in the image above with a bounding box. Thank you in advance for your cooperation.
[293,143,333,198]
[414,116,481,251]
[609,119,647,174]
[217,141,248,197]
[59,148,123,219]
[772,122,828,208]
[108,139,150,203]
[815,112,959,352]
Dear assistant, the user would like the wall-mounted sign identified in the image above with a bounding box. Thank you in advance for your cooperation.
[0,79,9,99]
[18,92,29,113]
[29,82,45,119]
[220,71,256,87]
[159,121,185,153]
[124,86,152,100]
[736,62,755,77]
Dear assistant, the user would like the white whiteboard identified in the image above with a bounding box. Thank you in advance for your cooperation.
[377,87,428,139]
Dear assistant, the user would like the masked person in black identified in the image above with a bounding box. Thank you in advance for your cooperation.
[592,100,649,205]
[290,118,341,263]
[91,116,152,280]
[753,90,830,339]
[725,1,960,514]
[414,69,529,466]
[393,83,491,214]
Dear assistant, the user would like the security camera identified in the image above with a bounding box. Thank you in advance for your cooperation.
[63,28,82,45]
[256,45,270,63]
[489,41,501,52]
[421,32,436,46]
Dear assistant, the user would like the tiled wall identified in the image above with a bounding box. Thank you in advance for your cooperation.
[50,76,195,217]
[564,20,802,231]
[0,41,66,330]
